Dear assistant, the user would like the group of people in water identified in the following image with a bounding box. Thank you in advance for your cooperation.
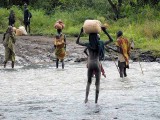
[76,27,132,103]
[2,24,131,104]
[2,4,132,104]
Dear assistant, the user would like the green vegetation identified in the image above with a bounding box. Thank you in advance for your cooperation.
[0,1,160,56]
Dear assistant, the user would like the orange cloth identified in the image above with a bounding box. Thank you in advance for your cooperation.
[54,34,66,60]
[116,37,130,65]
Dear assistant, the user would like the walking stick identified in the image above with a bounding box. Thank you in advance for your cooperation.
[105,46,120,74]
[108,53,120,74]
[137,54,144,75]
[131,40,144,75]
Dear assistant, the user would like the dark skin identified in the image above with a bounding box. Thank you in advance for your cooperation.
[106,32,131,78]
[55,29,66,69]
[84,40,112,78]
[76,27,113,103]
[8,10,15,26]
[24,7,31,33]
[3,27,15,68]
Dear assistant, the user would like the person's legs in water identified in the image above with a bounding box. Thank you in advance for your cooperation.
[119,66,124,78]
[85,68,93,103]
[124,67,127,77]
[11,61,14,68]
[61,59,64,69]
[4,61,7,68]
[56,58,59,68]
[118,61,127,78]
[95,66,101,103]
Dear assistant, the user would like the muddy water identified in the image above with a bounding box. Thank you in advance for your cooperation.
[0,62,160,120]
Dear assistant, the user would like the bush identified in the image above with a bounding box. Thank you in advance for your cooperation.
[0,5,159,56]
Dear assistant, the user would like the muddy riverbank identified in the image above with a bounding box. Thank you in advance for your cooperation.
[0,34,159,67]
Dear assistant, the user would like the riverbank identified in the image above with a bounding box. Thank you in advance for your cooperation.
[0,34,159,67]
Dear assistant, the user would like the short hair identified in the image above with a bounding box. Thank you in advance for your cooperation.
[117,31,123,37]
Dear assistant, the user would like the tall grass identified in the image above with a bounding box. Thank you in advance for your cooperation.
[0,5,160,56]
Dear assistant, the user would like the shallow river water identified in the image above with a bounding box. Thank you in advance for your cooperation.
[0,61,160,120]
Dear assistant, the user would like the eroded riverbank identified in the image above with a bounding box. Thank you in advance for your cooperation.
[0,34,159,67]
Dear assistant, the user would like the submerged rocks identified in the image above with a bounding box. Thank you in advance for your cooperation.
[156,58,160,63]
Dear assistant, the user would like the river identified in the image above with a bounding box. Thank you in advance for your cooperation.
[0,61,160,120]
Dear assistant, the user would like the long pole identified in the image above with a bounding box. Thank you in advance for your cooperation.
[132,39,144,75]
[138,55,144,75]
[108,53,120,74]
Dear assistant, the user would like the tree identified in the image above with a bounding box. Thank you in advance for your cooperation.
[137,0,159,6]
[0,0,8,7]
[108,0,122,20]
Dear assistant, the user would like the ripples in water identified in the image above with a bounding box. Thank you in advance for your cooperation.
[0,61,160,120]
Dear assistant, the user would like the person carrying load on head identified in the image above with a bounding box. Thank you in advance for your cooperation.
[76,19,113,104]
[84,34,113,78]
[53,20,66,69]
[2,26,16,68]
[107,31,131,78]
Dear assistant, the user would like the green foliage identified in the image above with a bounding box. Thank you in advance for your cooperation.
[0,4,160,56]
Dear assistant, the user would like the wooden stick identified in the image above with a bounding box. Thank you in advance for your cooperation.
[108,53,120,74]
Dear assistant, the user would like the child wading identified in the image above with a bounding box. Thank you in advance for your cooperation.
[76,27,113,103]
[84,34,112,78]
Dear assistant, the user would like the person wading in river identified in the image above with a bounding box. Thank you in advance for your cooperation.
[84,34,112,78]
[2,26,16,68]
[53,28,66,69]
[76,27,113,103]
[107,31,131,78]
